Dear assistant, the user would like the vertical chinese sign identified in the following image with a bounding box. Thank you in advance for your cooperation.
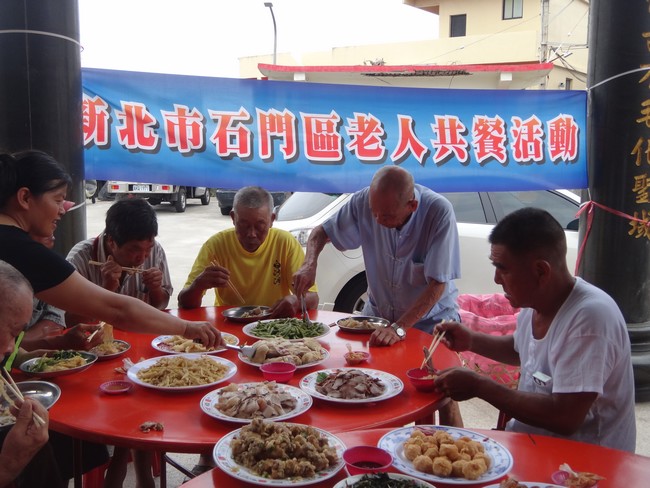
[582,0,650,399]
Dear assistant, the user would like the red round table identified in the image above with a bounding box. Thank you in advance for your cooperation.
[16,308,460,487]
[182,427,650,487]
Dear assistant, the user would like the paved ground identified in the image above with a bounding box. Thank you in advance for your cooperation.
[77,198,649,487]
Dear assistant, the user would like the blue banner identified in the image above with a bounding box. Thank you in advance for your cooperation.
[82,68,587,192]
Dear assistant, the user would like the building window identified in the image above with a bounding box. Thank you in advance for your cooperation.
[450,14,466,38]
[503,0,523,20]
[565,78,573,90]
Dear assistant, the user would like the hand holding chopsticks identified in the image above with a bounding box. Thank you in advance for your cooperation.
[420,329,446,370]
[210,259,246,305]
[88,260,143,273]
[1,369,47,427]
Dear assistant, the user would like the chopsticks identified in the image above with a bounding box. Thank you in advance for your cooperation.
[1,369,46,427]
[420,329,446,369]
[210,259,246,304]
[89,260,143,273]
[86,321,105,343]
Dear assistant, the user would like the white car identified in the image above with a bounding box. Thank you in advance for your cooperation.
[273,190,581,313]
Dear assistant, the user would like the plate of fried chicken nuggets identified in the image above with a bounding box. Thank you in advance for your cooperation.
[378,425,513,485]
[238,338,329,369]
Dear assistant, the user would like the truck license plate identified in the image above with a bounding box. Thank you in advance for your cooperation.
[132,184,150,192]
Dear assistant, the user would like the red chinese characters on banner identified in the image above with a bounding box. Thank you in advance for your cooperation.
[82,95,110,147]
[346,112,385,161]
[300,111,343,162]
[115,102,159,151]
[472,115,507,165]
[430,115,469,165]
[82,95,581,168]
[161,104,204,154]
[257,108,297,160]
[208,108,252,158]
[390,115,429,165]
[510,115,544,163]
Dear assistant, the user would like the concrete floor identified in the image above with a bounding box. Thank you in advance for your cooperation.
[77,198,649,487]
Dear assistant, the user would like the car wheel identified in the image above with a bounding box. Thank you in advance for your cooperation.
[201,189,211,205]
[175,188,187,213]
[220,206,232,216]
[334,273,368,314]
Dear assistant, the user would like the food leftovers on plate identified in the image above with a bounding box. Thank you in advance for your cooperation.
[156,334,236,353]
[229,418,339,479]
[249,318,326,339]
[402,427,491,480]
[241,306,267,318]
[91,340,129,356]
[315,369,386,400]
[135,355,230,387]
[216,381,297,419]
[556,463,604,487]
[0,405,14,428]
[338,318,380,330]
[248,338,326,365]
[27,351,89,373]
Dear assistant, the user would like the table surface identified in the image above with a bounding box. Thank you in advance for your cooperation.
[182,427,650,488]
[18,307,460,452]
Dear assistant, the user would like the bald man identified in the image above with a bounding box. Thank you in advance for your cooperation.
[293,166,463,425]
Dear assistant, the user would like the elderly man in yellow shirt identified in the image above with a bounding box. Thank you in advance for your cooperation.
[179,185,318,317]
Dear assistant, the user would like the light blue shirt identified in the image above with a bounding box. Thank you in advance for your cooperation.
[323,184,460,332]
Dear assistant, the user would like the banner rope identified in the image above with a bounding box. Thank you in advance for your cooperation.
[574,200,650,274]
[0,29,82,49]
[588,67,650,91]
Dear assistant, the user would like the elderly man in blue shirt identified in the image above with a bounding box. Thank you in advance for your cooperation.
[293,165,463,425]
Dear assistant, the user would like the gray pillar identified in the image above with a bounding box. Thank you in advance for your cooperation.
[581,0,650,400]
[0,0,85,255]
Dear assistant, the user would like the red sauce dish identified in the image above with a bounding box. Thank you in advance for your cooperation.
[99,380,133,395]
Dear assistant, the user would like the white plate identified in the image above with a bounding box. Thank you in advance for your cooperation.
[127,354,237,392]
[200,382,312,423]
[333,473,437,488]
[151,333,239,355]
[483,484,563,488]
[213,422,345,486]
[238,346,330,370]
[378,425,514,485]
[299,368,404,404]
[243,319,330,340]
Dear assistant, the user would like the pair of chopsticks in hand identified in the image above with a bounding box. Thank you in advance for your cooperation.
[1,369,46,427]
[210,259,245,304]
[88,260,143,273]
[420,328,446,369]
[86,321,105,343]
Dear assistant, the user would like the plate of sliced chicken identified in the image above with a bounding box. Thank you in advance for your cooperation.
[200,381,312,423]
[299,368,403,404]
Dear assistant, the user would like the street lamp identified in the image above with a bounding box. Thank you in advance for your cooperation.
[264,2,277,65]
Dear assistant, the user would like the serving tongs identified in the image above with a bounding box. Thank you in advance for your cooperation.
[224,342,256,358]
[300,294,313,327]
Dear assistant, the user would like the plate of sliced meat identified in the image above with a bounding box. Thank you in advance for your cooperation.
[299,368,403,404]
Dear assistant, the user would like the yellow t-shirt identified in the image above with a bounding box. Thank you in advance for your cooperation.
[184,227,316,306]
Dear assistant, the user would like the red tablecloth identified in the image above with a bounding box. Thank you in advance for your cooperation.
[182,427,650,488]
[19,308,459,452]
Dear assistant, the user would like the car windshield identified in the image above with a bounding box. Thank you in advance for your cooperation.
[276,192,341,221]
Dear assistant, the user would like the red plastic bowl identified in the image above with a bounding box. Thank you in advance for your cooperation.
[260,362,297,383]
[342,445,393,476]
[406,367,437,392]
[344,351,370,366]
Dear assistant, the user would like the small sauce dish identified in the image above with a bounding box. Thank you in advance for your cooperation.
[406,367,437,392]
[344,351,370,366]
[260,362,296,383]
[342,445,393,476]
[99,380,133,395]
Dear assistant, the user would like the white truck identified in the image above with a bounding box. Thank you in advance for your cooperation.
[104,181,211,213]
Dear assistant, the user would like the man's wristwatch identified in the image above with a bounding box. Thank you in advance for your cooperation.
[390,322,406,340]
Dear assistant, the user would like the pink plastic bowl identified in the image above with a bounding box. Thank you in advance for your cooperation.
[343,445,393,476]
[99,380,133,395]
[406,367,437,393]
[344,351,371,366]
[260,362,297,383]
